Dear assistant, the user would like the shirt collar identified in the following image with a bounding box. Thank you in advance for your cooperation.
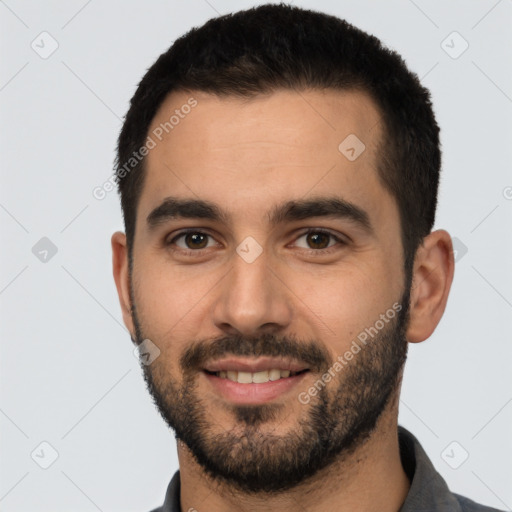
[398,425,463,511]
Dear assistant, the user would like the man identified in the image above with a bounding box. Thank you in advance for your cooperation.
[111,4,503,511]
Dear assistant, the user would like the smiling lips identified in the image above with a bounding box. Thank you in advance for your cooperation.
[203,357,310,384]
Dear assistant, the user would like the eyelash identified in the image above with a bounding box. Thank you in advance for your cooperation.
[165,228,347,257]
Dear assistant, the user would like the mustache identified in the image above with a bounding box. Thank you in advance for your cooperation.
[180,332,331,374]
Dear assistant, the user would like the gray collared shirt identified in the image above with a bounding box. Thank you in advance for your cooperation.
[149,426,504,511]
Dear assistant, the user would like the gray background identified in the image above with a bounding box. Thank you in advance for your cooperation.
[1,1,511,511]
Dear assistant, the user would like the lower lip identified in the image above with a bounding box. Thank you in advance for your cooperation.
[203,371,309,404]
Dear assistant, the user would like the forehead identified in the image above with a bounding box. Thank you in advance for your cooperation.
[139,88,390,228]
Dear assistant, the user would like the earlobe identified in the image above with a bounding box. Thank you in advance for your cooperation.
[111,231,135,337]
[406,230,455,343]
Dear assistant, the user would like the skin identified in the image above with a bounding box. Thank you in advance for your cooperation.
[112,89,454,512]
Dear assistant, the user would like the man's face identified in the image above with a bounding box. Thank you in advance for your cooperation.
[128,89,410,492]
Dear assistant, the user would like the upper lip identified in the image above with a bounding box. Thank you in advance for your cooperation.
[203,356,309,373]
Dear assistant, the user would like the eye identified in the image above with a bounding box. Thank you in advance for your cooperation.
[167,230,218,251]
[293,229,346,252]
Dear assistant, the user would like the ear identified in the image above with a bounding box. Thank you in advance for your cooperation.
[111,231,135,340]
[406,229,455,343]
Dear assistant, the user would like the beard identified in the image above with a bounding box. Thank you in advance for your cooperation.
[131,287,410,495]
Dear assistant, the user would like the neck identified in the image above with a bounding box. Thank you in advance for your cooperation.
[178,407,410,512]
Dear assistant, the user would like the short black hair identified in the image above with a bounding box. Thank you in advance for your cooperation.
[115,3,441,277]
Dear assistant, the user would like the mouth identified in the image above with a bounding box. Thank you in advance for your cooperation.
[204,368,309,383]
[202,357,311,404]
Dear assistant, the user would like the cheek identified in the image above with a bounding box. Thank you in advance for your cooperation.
[132,253,223,340]
[284,260,401,355]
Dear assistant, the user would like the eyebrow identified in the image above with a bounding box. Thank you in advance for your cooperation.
[146,196,373,233]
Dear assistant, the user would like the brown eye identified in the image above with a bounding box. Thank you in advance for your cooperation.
[183,232,209,249]
[306,232,331,249]
[294,230,342,251]
[168,231,216,251]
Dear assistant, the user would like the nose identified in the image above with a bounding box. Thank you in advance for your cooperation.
[212,247,293,337]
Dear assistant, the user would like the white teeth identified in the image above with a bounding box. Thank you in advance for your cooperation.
[214,368,301,383]
[237,371,252,384]
[269,369,281,381]
[252,370,269,383]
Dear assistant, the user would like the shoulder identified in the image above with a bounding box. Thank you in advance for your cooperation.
[397,426,506,512]
[454,493,506,512]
